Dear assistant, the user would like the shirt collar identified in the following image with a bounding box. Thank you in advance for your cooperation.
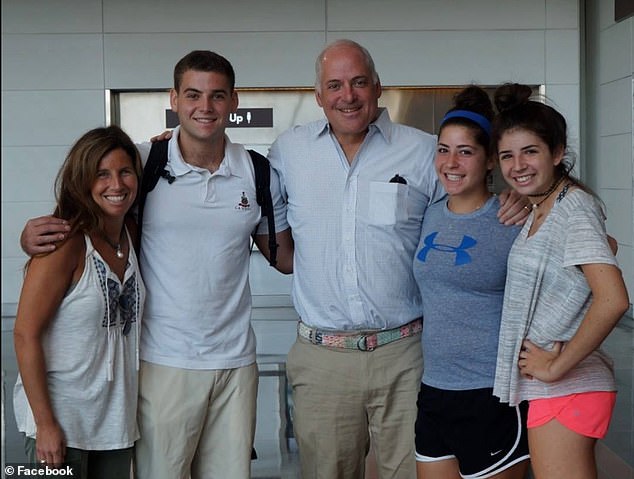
[168,127,240,178]
[371,108,393,142]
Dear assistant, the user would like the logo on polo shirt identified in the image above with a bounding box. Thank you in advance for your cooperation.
[235,191,252,210]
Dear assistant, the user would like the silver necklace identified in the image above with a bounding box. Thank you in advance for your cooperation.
[101,230,125,259]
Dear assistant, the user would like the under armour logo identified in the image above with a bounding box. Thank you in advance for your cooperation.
[416,232,476,266]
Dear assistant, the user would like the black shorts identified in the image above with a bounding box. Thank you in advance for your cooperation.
[415,383,529,478]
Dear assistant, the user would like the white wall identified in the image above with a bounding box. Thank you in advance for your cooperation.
[2,0,611,309]
[584,0,634,307]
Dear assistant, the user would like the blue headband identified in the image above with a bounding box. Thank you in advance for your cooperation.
[441,110,492,136]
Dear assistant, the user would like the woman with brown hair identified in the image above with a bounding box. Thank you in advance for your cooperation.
[492,84,629,479]
[13,125,145,478]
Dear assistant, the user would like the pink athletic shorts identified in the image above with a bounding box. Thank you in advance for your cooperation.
[527,391,617,439]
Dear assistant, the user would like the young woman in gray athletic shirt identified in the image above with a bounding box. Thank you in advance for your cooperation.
[492,83,629,479]
[413,86,530,479]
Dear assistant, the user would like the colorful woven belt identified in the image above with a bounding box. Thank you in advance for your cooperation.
[297,318,422,351]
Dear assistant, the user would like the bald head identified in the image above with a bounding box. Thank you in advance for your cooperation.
[315,39,379,92]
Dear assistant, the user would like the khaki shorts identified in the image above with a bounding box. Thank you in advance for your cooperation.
[135,361,257,479]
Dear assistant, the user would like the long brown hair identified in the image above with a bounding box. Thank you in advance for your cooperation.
[54,125,142,237]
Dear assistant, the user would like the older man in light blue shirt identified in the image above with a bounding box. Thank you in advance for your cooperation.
[268,39,441,479]
[271,108,440,332]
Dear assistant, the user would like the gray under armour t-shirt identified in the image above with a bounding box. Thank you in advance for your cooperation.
[413,196,520,390]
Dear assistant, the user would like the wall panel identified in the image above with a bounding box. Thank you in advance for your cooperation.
[327,0,546,30]
[599,21,632,83]
[546,29,580,84]
[104,32,323,89]
[103,0,325,32]
[1,91,105,146]
[0,0,103,34]
[598,78,633,136]
[546,0,578,29]
[1,34,104,90]
[598,134,633,190]
[1,201,56,259]
[1,147,67,202]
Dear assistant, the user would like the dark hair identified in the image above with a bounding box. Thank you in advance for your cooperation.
[173,50,235,92]
[54,125,142,237]
[492,82,600,201]
[439,85,494,155]
[492,83,570,176]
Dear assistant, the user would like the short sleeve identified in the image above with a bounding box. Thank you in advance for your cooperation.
[562,193,617,268]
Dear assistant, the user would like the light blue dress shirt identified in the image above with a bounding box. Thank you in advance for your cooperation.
[268,109,443,331]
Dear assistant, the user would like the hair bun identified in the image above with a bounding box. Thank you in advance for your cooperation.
[494,83,533,113]
[453,85,494,120]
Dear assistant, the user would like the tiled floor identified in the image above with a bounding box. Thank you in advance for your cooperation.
[2,317,633,478]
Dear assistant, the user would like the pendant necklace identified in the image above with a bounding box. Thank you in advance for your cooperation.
[101,229,125,259]
[527,175,565,209]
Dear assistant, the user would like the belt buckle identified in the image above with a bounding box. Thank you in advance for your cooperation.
[357,334,377,352]
[300,323,322,345]
[310,329,323,345]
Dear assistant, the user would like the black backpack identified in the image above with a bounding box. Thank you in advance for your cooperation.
[137,140,277,266]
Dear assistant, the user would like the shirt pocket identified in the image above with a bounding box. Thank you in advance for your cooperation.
[368,181,408,225]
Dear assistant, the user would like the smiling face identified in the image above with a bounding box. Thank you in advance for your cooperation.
[497,128,564,195]
[170,69,238,146]
[315,43,381,144]
[435,124,493,203]
[91,148,138,221]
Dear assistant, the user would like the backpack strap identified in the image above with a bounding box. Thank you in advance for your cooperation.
[137,140,170,249]
[248,149,278,267]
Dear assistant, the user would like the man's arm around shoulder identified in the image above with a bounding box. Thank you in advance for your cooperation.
[21,215,71,256]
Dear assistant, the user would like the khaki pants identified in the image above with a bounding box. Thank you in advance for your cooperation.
[135,361,257,479]
[287,333,423,479]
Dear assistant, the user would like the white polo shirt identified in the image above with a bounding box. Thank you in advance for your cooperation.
[136,128,288,369]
